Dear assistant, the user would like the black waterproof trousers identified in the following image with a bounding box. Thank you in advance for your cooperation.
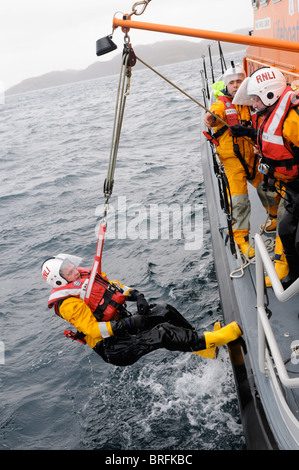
[93,303,204,366]
[278,184,299,284]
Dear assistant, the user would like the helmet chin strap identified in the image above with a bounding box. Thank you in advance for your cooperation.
[257,101,277,116]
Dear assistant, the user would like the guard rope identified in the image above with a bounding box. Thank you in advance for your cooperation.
[135,55,255,147]
[134,55,267,278]
[136,54,255,278]
[136,55,221,119]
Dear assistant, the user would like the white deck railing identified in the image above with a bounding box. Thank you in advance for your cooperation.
[255,233,299,389]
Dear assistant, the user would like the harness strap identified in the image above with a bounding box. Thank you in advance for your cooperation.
[84,221,107,304]
[204,125,255,180]
[232,137,255,180]
[263,155,298,170]
[213,125,227,140]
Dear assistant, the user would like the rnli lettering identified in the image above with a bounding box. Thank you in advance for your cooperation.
[256,71,276,84]
[42,267,50,281]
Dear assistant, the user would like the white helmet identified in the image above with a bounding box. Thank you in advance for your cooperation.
[223,64,246,85]
[247,67,286,106]
[41,253,82,288]
[233,66,286,107]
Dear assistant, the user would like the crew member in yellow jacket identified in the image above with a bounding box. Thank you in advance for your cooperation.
[204,64,279,259]
[232,66,299,287]
[42,254,242,366]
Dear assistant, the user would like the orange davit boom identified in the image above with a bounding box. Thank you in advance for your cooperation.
[113,17,299,53]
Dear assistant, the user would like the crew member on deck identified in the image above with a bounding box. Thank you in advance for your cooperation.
[232,65,299,288]
[204,64,279,259]
[41,254,242,366]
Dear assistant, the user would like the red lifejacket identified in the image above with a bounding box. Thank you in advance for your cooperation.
[218,95,242,134]
[258,86,299,182]
[48,267,126,321]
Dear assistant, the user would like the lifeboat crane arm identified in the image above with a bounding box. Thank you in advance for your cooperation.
[112,17,299,54]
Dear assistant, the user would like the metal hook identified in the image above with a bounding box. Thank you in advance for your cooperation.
[126,0,152,18]
[131,0,151,16]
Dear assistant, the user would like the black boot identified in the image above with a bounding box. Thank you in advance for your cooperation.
[281,253,299,289]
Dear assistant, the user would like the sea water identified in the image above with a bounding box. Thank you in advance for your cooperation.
[0,54,246,450]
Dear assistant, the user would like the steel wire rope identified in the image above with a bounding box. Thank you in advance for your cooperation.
[105,0,153,203]
[86,51,133,302]
[104,51,131,209]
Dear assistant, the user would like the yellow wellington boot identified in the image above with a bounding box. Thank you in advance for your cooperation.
[193,321,221,359]
[193,321,242,354]
[234,232,255,259]
[261,217,277,233]
[265,237,289,287]
[239,242,255,259]
[204,321,242,348]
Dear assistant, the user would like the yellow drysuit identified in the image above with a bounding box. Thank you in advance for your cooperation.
[209,98,278,246]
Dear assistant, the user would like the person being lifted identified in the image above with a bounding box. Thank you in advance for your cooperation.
[41,254,242,367]
[204,63,279,259]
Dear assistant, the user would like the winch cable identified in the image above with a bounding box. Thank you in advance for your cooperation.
[85,44,134,304]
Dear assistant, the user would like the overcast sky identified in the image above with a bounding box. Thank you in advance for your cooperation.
[1,0,253,90]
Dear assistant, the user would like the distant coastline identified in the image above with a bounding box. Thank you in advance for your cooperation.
[6,29,249,95]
